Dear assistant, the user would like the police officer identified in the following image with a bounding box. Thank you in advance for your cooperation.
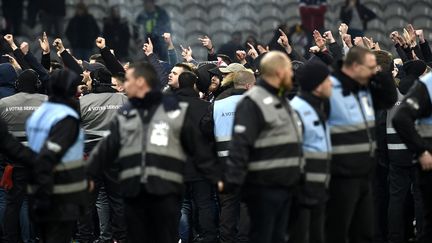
[393,71,432,243]
[212,70,255,243]
[79,67,128,243]
[289,60,332,243]
[26,69,88,243]
[0,69,47,243]
[87,62,220,243]
[325,46,397,243]
[223,51,303,243]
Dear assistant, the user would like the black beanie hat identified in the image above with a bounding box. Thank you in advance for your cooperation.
[403,60,427,78]
[178,71,198,89]
[16,69,39,93]
[296,60,330,92]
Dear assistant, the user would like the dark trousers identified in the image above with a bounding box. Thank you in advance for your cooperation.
[75,181,98,242]
[372,163,389,243]
[96,178,127,241]
[219,192,249,243]
[326,177,374,243]
[124,190,181,243]
[3,167,34,243]
[417,167,432,243]
[388,164,423,243]
[39,220,75,243]
[187,180,218,243]
[243,185,295,243]
[289,203,325,243]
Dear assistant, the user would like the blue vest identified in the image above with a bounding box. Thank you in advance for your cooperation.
[417,72,432,139]
[328,75,376,176]
[26,102,86,195]
[291,96,331,156]
[27,102,84,162]
[291,96,331,204]
[213,95,243,158]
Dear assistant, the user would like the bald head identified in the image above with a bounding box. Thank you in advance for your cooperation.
[259,51,293,90]
[260,52,292,78]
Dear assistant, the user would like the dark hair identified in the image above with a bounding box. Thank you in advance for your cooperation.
[174,63,193,72]
[129,62,159,89]
[178,71,198,89]
[344,46,373,67]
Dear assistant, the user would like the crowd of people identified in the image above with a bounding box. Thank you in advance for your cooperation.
[0,1,431,243]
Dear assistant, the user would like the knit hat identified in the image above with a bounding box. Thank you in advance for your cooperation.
[296,60,330,92]
[403,60,427,78]
[178,71,198,89]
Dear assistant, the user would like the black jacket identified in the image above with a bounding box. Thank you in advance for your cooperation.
[175,87,217,182]
[393,81,432,156]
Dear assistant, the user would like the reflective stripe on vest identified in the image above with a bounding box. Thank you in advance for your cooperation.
[305,172,328,183]
[332,142,376,154]
[248,158,300,171]
[119,166,183,184]
[28,179,87,194]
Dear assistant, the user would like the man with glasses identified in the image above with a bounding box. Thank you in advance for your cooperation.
[325,46,397,243]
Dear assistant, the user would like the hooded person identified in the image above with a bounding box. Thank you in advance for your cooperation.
[25,69,88,243]
[0,63,18,99]
[289,60,332,243]
[15,69,41,93]
[399,60,427,95]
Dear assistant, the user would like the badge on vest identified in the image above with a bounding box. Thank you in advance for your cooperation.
[150,121,170,146]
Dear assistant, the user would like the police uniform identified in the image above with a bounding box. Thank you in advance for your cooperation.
[290,94,331,243]
[87,92,219,243]
[225,80,303,243]
[213,89,249,243]
[326,68,396,243]
[26,101,87,243]
[0,92,46,243]
[393,72,432,243]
